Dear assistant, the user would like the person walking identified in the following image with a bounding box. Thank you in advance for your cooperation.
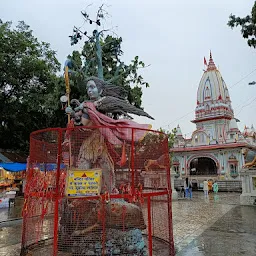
[213,181,219,194]
[184,177,189,198]
[208,180,213,193]
[203,179,209,198]
[188,179,193,199]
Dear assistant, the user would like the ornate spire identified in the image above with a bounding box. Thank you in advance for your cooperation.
[207,51,217,71]
[176,124,183,137]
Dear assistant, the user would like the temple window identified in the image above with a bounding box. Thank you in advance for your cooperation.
[205,87,210,99]
[228,155,238,177]
[230,164,236,173]
[173,165,180,177]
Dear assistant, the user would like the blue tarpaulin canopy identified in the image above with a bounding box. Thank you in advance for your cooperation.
[0,163,27,172]
[33,163,66,171]
[0,163,67,172]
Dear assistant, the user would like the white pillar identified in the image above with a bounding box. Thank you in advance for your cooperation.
[171,169,178,200]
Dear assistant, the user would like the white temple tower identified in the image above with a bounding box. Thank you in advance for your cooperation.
[171,53,256,190]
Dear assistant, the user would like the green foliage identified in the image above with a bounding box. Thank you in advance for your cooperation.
[137,128,177,162]
[159,127,177,149]
[228,2,256,47]
[69,8,149,108]
[0,20,62,152]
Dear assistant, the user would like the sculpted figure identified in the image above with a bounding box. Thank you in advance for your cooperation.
[61,77,154,240]
[65,76,153,192]
[242,148,256,168]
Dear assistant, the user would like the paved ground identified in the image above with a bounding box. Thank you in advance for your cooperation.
[0,192,255,255]
[0,196,23,222]
[172,191,240,253]
[176,206,256,256]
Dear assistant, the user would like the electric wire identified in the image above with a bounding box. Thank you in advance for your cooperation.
[162,67,256,130]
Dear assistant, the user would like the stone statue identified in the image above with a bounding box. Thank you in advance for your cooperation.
[64,76,153,192]
[242,148,256,168]
[244,155,256,168]
[61,11,154,252]
[60,76,153,254]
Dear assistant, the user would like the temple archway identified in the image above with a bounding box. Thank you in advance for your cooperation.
[189,157,217,175]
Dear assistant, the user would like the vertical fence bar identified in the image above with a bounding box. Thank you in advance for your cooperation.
[131,128,135,192]
[102,199,106,256]
[147,196,153,256]
[21,170,28,252]
[21,153,31,255]
[165,137,175,256]
[53,129,63,256]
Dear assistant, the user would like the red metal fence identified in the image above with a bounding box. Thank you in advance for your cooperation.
[21,126,174,256]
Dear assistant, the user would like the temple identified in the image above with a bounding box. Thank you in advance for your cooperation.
[171,52,256,190]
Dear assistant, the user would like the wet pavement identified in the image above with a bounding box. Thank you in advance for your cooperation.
[0,197,23,256]
[0,192,255,255]
[172,191,241,252]
[176,205,256,256]
[0,220,22,256]
[0,196,23,223]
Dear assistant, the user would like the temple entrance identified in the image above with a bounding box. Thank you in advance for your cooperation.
[190,157,217,175]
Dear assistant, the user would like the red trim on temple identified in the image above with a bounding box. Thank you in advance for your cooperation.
[228,159,238,163]
[170,142,248,153]
[192,115,232,123]
[207,51,217,71]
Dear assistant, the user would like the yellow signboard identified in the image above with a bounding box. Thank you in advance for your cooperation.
[65,169,102,197]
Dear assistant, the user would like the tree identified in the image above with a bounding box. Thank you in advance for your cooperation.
[134,128,177,169]
[0,20,61,152]
[228,2,256,48]
[159,127,177,149]
[67,5,149,108]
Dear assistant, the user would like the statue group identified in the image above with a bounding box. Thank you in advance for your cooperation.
[20,6,174,255]
[59,75,155,255]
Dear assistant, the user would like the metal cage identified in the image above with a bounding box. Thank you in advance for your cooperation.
[21,126,174,256]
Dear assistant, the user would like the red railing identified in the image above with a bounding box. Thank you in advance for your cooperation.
[21,126,174,256]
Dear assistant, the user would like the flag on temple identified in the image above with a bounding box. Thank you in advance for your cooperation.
[204,57,207,66]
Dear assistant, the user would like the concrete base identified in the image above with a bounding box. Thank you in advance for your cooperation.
[240,193,256,206]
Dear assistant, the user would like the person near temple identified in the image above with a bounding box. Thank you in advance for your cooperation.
[203,179,209,198]
[213,181,219,194]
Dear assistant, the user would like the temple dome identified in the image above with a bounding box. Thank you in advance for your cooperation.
[229,118,239,131]
[194,52,234,122]
[197,53,230,104]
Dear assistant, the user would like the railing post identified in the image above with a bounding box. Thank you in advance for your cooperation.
[53,129,63,256]
[131,128,135,193]
[147,196,153,256]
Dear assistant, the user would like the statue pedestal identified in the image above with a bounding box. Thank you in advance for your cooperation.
[170,170,178,201]
[240,168,256,205]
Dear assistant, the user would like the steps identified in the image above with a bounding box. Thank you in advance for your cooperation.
[174,179,242,192]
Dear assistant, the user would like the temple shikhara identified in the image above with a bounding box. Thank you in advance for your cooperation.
[171,53,256,190]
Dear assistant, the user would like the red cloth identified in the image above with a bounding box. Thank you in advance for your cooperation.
[85,102,152,145]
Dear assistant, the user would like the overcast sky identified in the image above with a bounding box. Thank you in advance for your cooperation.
[1,0,256,137]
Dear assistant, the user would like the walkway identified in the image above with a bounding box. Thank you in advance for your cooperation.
[0,192,256,255]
